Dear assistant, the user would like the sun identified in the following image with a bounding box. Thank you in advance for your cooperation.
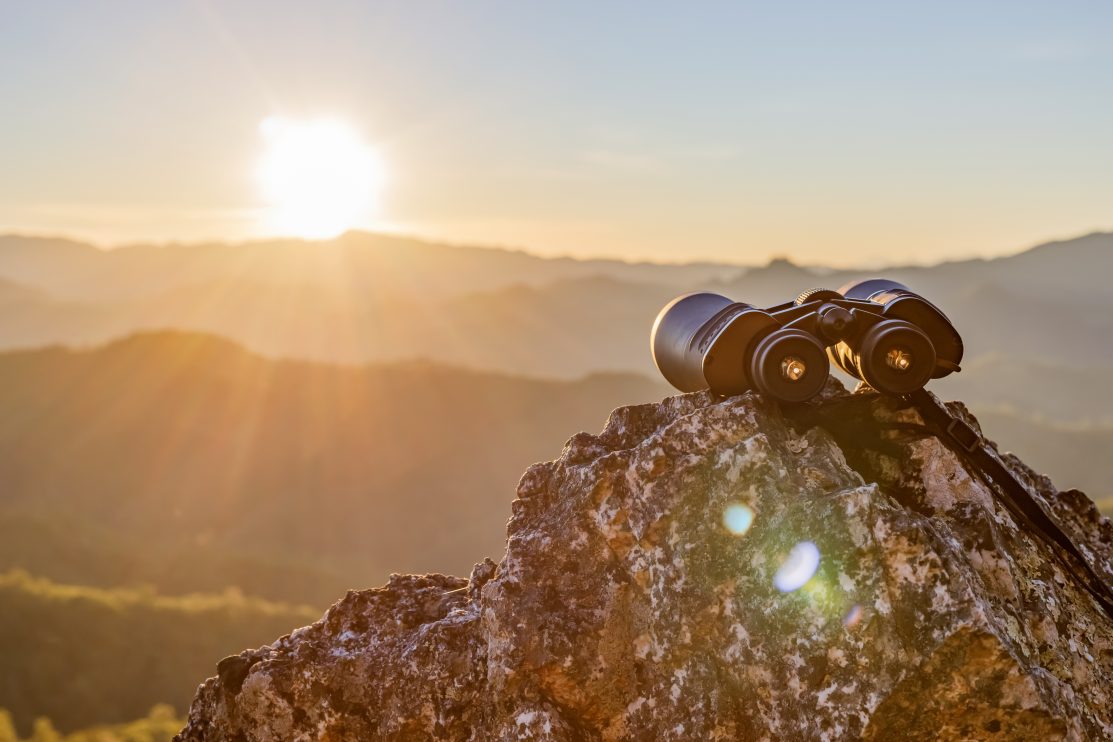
[257,116,385,239]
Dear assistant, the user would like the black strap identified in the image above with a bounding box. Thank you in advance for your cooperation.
[907,389,1113,621]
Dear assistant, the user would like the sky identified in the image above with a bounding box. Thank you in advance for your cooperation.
[1,1,1111,266]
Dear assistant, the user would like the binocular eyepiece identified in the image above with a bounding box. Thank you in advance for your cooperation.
[651,279,962,403]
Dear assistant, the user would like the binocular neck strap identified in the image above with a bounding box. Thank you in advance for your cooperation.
[908,389,1113,622]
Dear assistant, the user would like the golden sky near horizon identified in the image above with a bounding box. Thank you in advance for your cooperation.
[1,2,1111,266]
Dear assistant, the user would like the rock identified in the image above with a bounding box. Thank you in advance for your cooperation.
[176,381,1113,740]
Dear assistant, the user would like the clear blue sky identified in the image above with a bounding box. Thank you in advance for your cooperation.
[1,1,1111,264]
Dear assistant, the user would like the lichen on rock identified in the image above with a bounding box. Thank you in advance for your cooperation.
[176,381,1113,741]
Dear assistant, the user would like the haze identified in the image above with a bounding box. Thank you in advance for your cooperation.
[3,1,1112,265]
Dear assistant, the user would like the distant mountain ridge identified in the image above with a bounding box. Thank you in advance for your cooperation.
[4,229,1108,306]
[0,231,741,302]
[1,230,1109,380]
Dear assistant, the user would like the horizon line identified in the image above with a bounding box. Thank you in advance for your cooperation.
[1,226,1109,273]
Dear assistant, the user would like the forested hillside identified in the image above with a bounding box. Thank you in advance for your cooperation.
[0,705,182,742]
[0,570,312,735]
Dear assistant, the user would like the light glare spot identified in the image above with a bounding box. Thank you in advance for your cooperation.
[844,604,864,628]
[257,116,386,239]
[781,356,807,382]
[773,541,821,592]
[723,504,755,536]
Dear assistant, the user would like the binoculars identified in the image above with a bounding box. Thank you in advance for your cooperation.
[651,279,963,403]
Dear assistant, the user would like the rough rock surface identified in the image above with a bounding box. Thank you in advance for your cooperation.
[176,381,1113,741]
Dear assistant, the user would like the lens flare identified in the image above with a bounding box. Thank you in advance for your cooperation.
[773,541,820,592]
[843,604,864,628]
[722,503,755,536]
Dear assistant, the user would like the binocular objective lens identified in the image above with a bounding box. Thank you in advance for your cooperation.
[781,356,807,382]
[886,347,913,372]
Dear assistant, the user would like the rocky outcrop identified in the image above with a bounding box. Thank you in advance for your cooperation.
[176,382,1113,740]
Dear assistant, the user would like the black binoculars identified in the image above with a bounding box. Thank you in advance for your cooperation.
[651,279,963,403]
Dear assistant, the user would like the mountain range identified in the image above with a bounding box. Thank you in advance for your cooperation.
[2,231,1111,424]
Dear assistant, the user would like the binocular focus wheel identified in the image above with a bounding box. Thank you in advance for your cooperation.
[794,288,842,306]
[748,329,829,403]
[857,320,937,395]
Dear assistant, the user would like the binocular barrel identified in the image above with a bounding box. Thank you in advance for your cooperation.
[650,279,962,403]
